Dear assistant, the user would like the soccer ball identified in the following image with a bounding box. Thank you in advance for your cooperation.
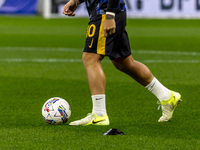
[42,97,71,124]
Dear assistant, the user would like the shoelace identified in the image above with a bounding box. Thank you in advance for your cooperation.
[157,101,161,110]
[85,113,95,120]
[87,113,94,117]
[78,113,94,121]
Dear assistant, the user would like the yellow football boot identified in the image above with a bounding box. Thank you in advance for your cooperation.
[69,113,109,126]
[158,91,182,122]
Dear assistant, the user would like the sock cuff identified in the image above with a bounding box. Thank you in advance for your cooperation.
[92,94,106,117]
[91,94,105,99]
[145,77,156,91]
[145,77,171,101]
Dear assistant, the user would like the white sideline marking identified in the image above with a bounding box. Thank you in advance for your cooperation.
[0,58,199,63]
[0,46,200,56]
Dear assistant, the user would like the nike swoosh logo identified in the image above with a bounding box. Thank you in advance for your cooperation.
[150,81,156,89]
[88,38,94,48]
[92,119,106,124]
[96,98,103,100]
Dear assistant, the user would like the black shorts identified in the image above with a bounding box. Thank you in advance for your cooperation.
[83,11,131,60]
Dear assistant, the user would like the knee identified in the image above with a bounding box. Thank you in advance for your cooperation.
[82,53,89,65]
[82,53,103,67]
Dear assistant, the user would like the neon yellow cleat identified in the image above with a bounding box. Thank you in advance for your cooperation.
[69,113,110,126]
[158,91,182,122]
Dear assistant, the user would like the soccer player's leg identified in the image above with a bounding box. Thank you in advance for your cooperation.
[69,15,110,126]
[112,55,182,122]
[69,53,109,126]
[110,14,182,122]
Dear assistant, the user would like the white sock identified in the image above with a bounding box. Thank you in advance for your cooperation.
[92,94,107,117]
[145,77,171,101]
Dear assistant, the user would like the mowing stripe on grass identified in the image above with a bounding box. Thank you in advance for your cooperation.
[0,47,81,52]
[134,50,200,56]
[0,58,199,63]
[0,47,200,56]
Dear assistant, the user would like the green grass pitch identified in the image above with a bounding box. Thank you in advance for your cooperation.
[0,16,199,149]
